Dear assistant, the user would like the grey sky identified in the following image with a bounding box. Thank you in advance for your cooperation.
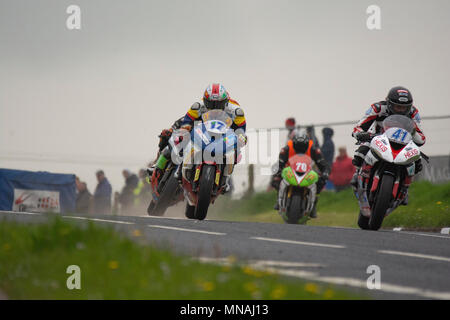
[1,0,449,191]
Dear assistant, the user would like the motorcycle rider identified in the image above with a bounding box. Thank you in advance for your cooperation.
[178,83,247,192]
[271,130,330,218]
[351,86,426,204]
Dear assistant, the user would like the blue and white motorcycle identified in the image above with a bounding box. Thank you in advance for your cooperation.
[180,110,242,220]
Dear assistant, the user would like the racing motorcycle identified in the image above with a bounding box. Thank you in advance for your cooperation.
[147,136,184,216]
[181,110,240,220]
[355,115,428,231]
[277,154,319,224]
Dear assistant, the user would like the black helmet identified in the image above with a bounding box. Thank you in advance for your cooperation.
[292,130,310,150]
[386,86,413,115]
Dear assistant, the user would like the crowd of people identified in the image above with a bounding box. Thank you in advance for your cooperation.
[283,118,356,192]
[75,168,152,215]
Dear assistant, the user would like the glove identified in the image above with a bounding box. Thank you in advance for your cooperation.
[356,132,372,142]
[237,134,248,147]
[271,176,281,190]
[159,128,173,138]
[317,176,327,192]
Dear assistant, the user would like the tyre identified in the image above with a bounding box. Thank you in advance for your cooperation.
[195,165,216,220]
[147,200,156,215]
[369,174,394,230]
[286,192,305,224]
[358,211,370,230]
[185,202,196,219]
[148,170,178,216]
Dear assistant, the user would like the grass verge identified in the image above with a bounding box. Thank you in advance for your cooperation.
[0,218,359,299]
[209,181,450,229]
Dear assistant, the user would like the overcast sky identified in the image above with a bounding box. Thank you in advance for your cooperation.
[1,0,449,192]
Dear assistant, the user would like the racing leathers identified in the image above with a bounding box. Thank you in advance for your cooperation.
[271,139,330,218]
[352,101,426,168]
[351,101,426,206]
[179,99,247,191]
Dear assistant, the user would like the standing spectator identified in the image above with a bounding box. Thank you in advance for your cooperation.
[76,181,91,213]
[93,170,112,214]
[306,126,320,149]
[329,147,355,192]
[321,127,335,167]
[119,169,139,213]
[133,168,152,208]
[285,117,297,142]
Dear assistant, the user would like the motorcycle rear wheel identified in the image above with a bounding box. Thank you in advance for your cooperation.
[358,211,370,230]
[149,170,179,216]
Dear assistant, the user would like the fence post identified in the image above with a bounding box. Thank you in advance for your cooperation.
[245,164,255,198]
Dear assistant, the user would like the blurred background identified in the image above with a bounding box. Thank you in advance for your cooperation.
[1,0,449,197]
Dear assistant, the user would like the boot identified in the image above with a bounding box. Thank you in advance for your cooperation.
[310,197,318,218]
[174,165,183,183]
[350,170,359,190]
[273,202,280,210]
[401,190,409,206]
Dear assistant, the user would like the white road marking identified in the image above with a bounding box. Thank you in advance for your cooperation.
[196,257,324,268]
[393,227,403,231]
[147,224,226,235]
[393,231,450,240]
[250,236,346,249]
[250,260,324,268]
[378,250,450,263]
[136,215,185,220]
[197,257,450,300]
[0,210,41,215]
[63,216,134,225]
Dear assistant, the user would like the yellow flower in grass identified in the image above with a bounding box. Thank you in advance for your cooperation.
[196,280,215,292]
[222,265,231,272]
[323,289,334,299]
[244,282,258,293]
[108,260,119,270]
[242,266,264,278]
[436,201,442,205]
[304,282,319,294]
[270,285,286,299]
[2,243,11,251]
[227,255,237,264]
[132,229,142,237]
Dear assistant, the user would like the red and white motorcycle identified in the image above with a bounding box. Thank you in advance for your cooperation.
[354,115,428,230]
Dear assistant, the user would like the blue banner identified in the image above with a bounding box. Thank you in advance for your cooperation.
[0,168,76,213]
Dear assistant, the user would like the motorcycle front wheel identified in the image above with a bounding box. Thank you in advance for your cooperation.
[369,174,394,230]
[286,192,305,224]
[194,165,216,220]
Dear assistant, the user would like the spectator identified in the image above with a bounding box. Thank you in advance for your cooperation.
[329,147,355,192]
[76,181,91,213]
[119,169,139,213]
[306,126,320,149]
[321,127,335,167]
[133,168,152,207]
[93,170,112,214]
[285,117,297,142]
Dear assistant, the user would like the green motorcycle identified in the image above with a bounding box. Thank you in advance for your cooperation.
[277,154,319,224]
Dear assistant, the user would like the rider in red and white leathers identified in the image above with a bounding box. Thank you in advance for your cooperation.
[351,86,426,204]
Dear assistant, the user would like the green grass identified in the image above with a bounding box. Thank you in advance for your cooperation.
[209,181,450,229]
[0,218,358,299]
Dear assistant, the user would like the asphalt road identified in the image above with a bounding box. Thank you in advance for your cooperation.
[1,210,449,300]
